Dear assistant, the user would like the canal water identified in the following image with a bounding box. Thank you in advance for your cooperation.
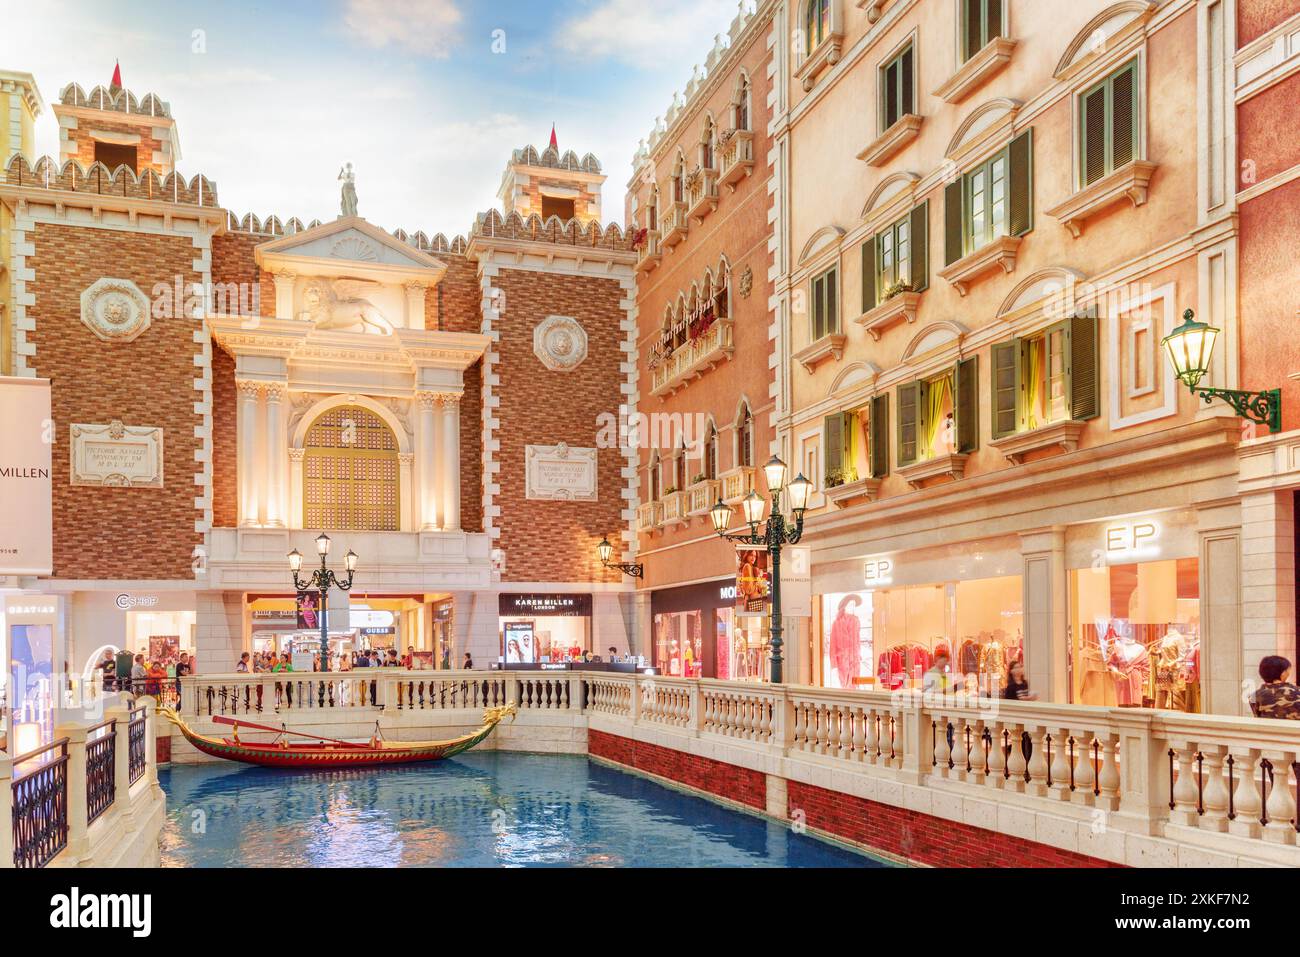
[158,751,886,867]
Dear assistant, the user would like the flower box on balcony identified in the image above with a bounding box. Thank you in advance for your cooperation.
[719,465,756,504]
[792,333,847,373]
[827,475,882,508]
[688,168,720,223]
[897,452,968,489]
[856,290,921,341]
[857,114,924,167]
[989,420,1086,465]
[934,37,1017,104]
[718,129,754,189]
[1045,160,1159,239]
[937,235,1022,297]
[661,201,689,248]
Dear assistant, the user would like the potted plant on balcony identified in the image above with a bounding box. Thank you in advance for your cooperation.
[690,473,708,487]
[824,466,859,490]
[881,279,913,301]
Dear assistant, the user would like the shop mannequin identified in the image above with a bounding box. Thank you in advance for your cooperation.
[828,595,863,688]
[1106,633,1150,707]
[1153,628,1193,711]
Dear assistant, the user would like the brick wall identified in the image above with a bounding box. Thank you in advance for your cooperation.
[28,222,202,579]
[492,267,627,585]
[65,117,168,175]
[460,359,484,532]
[210,342,237,528]
[436,253,481,333]
[785,780,1121,868]
[588,729,767,810]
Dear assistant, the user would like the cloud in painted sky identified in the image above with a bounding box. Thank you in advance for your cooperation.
[556,0,743,64]
[342,0,464,58]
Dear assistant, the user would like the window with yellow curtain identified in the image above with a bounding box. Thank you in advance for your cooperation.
[303,405,400,531]
[922,373,952,458]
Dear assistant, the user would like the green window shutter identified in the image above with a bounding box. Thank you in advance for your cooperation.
[991,339,1022,439]
[823,414,844,480]
[897,381,919,465]
[910,201,929,292]
[826,269,838,334]
[987,0,1002,42]
[944,179,964,265]
[1008,128,1033,237]
[1069,309,1100,420]
[843,410,859,477]
[1111,64,1136,170]
[870,393,889,477]
[901,46,915,116]
[1082,85,1107,186]
[963,0,982,60]
[861,236,877,312]
[955,356,979,453]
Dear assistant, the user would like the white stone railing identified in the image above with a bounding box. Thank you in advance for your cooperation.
[718,129,755,187]
[576,674,1300,867]
[719,464,756,503]
[660,200,689,246]
[649,318,734,396]
[2,693,164,869]
[636,500,662,532]
[686,167,719,220]
[686,478,721,515]
[636,229,662,270]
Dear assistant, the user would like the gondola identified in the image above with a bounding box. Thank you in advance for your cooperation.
[158,704,515,769]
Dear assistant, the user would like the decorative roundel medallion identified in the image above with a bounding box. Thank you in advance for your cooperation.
[533,315,588,372]
[80,278,152,343]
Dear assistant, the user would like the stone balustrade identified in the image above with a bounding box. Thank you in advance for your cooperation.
[2,694,165,869]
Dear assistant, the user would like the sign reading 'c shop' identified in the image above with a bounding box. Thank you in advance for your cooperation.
[0,377,53,576]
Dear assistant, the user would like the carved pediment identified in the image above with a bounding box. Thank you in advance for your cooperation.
[255,215,447,280]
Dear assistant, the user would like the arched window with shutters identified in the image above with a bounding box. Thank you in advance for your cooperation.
[302,405,401,531]
[705,423,719,480]
[737,404,754,468]
[805,0,831,55]
[701,115,716,170]
[672,153,685,203]
[736,74,751,131]
[649,452,661,501]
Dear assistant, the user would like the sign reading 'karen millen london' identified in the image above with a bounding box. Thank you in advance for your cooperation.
[0,376,53,575]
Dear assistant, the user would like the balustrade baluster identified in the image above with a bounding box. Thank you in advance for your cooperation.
[969,720,987,781]
[1097,734,1121,809]
[1170,744,1201,825]
[1006,724,1028,792]
[1198,746,1230,832]
[864,709,879,764]
[1229,748,1263,839]
[1262,753,1297,844]
[986,722,1006,786]
[1072,731,1096,803]
[1026,727,1050,796]
[932,717,952,776]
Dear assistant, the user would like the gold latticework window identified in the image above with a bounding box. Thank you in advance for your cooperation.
[303,405,400,531]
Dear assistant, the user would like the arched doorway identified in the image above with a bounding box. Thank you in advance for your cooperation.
[302,404,401,531]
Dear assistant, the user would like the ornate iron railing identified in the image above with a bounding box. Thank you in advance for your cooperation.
[85,719,117,825]
[128,708,148,785]
[12,738,70,868]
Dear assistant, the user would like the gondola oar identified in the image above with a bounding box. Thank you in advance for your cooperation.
[211,714,372,749]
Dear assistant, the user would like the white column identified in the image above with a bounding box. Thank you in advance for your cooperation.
[57,722,91,861]
[1199,502,1242,716]
[288,448,305,529]
[236,380,262,526]
[263,382,286,527]
[0,752,13,868]
[416,392,440,530]
[1240,490,1295,706]
[398,452,414,531]
[1021,526,1067,703]
[440,393,462,530]
[272,272,295,319]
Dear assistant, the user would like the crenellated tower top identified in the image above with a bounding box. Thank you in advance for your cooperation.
[52,74,181,178]
[496,136,605,226]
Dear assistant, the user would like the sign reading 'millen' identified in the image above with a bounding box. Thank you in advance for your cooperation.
[0,376,53,575]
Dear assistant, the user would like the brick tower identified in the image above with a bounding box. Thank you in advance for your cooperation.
[495,131,605,224]
[51,67,180,176]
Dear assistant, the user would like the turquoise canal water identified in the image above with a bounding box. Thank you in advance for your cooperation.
[158,752,886,867]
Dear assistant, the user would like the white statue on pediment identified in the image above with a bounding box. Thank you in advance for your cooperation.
[339,163,358,218]
[302,279,393,335]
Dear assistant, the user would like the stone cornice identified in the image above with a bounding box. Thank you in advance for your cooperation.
[0,183,227,231]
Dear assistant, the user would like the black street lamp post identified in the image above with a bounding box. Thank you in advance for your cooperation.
[708,456,812,685]
[288,533,358,704]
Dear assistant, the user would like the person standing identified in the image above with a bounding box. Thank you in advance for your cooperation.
[1250,656,1300,719]
[463,651,474,671]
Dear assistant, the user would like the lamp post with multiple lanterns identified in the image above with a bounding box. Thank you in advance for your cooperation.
[708,455,812,685]
[1162,308,1281,433]
[287,534,358,694]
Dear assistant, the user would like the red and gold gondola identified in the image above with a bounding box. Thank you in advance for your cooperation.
[158,705,515,769]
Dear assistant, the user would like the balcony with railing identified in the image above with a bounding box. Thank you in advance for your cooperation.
[686,166,720,223]
[649,318,735,397]
[636,500,662,533]
[686,478,721,515]
[661,200,689,248]
[719,465,756,504]
[635,229,662,273]
[660,489,688,526]
[718,129,755,188]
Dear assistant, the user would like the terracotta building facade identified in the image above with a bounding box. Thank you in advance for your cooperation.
[773,0,1300,716]
[0,76,636,692]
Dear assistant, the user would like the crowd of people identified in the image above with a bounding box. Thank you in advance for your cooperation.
[97,647,193,706]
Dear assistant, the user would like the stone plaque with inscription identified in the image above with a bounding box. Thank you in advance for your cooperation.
[70,420,163,488]
[525,443,598,501]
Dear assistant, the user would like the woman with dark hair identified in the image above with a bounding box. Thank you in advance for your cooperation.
[1249,656,1300,720]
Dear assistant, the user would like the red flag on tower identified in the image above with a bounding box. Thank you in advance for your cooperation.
[549,124,558,150]
[110,61,122,89]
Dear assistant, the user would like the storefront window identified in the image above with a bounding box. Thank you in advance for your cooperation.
[821,575,1022,693]
[654,610,703,677]
[1069,558,1200,711]
[498,594,592,664]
